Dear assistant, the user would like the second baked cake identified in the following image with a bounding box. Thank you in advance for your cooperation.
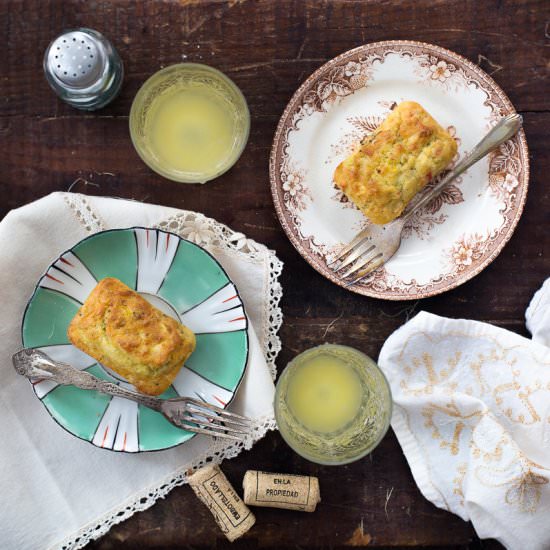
[333,101,457,224]
[68,277,196,396]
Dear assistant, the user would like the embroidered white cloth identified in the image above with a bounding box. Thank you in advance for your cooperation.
[379,280,550,550]
[0,192,282,550]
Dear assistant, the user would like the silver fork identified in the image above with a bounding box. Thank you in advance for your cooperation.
[13,348,251,441]
[329,113,523,286]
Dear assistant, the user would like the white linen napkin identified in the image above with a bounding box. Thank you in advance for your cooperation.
[0,192,282,550]
[379,280,550,550]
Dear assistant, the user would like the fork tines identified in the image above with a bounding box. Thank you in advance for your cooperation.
[329,228,382,282]
[186,397,251,422]
[327,227,370,266]
[183,398,252,441]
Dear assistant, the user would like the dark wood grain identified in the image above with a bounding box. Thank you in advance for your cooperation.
[1,0,548,548]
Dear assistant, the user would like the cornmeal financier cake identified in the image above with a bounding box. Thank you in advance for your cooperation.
[68,277,196,396]
[333,101,457,224]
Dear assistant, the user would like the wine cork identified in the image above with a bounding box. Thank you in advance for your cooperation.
[242,470,321,512]
[187,464,255,541]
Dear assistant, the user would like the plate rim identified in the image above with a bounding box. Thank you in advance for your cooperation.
[269,39,530,300]
[21,226,250,453]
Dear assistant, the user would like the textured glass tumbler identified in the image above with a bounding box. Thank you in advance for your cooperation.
[129,63,250,183]
[275,344,392,465]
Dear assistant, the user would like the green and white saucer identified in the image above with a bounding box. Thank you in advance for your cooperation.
[22,227,249,453]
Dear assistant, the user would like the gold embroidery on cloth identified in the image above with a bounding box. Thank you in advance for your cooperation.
[392,329,550,514]
[452,462,467,506]
[475,459,549,513]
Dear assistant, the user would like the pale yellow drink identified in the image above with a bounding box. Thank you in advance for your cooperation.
[275,344,392,465]
[287,354,363,433]
[130,63,249,183]
[149,89,235,175]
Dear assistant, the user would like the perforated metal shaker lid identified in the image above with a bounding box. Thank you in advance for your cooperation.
[44,28,123,110]
[45,30,107,88]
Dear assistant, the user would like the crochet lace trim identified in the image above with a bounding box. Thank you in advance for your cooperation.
[59,194,282,550]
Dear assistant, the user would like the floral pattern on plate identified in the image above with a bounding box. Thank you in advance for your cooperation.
[270,40,529,299]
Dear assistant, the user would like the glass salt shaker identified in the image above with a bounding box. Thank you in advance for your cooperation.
[43,28,123,110]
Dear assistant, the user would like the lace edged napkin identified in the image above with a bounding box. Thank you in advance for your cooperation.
[0,192,283,550]
[379,279,550,550]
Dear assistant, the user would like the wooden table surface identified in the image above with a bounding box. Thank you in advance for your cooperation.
[2,0,548,548]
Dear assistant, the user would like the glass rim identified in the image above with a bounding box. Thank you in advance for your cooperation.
[129,62,250,184]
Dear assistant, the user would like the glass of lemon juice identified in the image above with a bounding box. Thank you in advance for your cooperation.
[129,63,250,183]
[275,344,392,465]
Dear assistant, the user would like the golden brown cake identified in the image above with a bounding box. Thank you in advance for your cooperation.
[334,101,457,224]
[68,277,196,396]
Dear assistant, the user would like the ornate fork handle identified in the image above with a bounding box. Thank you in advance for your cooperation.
[402,113,523,223]
[15,353,162,411]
